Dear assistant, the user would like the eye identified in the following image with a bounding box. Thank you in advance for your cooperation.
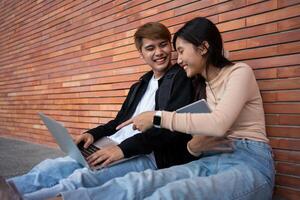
[160,42,168,48]
[145,46,154,51]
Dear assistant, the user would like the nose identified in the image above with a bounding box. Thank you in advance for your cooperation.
[177,55,182,65]
[154,47,163,56]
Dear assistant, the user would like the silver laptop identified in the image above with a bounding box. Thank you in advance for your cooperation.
[176,99,211,113]
[39,112,132,171]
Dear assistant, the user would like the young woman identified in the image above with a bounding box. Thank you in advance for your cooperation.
[58,17,275,200]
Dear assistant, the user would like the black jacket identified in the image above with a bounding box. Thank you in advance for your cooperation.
[87,64,197,168]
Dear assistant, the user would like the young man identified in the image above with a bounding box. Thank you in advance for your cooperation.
[7,22,197,200]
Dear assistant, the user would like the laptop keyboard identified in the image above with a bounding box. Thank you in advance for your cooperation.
[77,142,100,158]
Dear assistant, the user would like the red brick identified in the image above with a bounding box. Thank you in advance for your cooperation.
[219,0,276,22]
[274,186,300,200]
[246,4,300,26]
[267,126,300,138]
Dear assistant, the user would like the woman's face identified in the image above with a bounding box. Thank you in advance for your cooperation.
[175,37,206,78]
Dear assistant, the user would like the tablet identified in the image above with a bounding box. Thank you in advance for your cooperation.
[176,99,211,113]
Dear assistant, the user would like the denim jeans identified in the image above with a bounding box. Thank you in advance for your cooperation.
[8,156,81,194]
[9,155,156,200]
[61,140,275,200]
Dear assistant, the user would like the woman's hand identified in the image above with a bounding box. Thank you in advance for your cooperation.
[188,136,233,156]
[87,145,124,168]
[116,111,156,132]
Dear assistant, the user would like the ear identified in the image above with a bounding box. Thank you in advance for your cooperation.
[139,51,144,59]
[198,41,209,55]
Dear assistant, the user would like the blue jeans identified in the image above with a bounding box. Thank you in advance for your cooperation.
[8,156,81,194]
[9,155,156,200]
[61,140,275,200]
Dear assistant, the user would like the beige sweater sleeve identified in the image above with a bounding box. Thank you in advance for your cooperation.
[161,65,256,137]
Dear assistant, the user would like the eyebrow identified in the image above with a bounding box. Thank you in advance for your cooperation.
[144,40,168,48]
[144,44,154,49]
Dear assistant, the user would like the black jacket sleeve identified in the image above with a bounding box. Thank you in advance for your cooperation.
[86,82,139,141]
[118,67,195,165]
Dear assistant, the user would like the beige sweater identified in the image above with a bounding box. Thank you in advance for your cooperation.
[161,63,268,143]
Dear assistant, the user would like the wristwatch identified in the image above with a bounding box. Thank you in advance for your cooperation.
[153,111,162,128]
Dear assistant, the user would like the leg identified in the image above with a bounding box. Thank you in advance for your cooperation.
[8,156,81,194]
[144,140,274,200]
[144,164,273,200]
[24,155,157,200]
[60,141,275,200]
[61,156,217,200]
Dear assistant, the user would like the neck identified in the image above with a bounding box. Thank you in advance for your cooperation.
[153,71,165,79]
[201,64,220,82]
[153,63,171,79]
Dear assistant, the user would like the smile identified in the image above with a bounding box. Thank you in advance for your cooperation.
[154,57,167,64]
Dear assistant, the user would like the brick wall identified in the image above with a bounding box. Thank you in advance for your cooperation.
[0,0,299,199]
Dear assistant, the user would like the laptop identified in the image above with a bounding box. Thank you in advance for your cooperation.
[176,99,211,113]
[38,112,132,171]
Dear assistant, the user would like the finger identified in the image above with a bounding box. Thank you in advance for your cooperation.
[101,157,113,168]
[88,153,103,165]
[211,146,233,153]
[74,135,82,144]
[84,138,93,148]
[209,137,227,142]
[206,140,231,150]
[216,140,233,147]
[91,155,108,166]
[116,119,133,130]
[132,124,137,130]
[87,151,102,161]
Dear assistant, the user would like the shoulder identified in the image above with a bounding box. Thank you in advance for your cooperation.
[224,62,254,79]
[165,63,188,79]
[169,63,186,74]
[220,63,257,87]
[130,70,153,88]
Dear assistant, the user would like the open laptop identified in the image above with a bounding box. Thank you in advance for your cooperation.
[38,112,132,171]
[176,99,211,113]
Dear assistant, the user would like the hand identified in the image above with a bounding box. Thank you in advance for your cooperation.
[116,111,155,132]
[87,145,124,168]
[74,132,94,148]
[187,136,233,155]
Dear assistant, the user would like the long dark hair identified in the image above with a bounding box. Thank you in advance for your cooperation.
[173,17,233,100]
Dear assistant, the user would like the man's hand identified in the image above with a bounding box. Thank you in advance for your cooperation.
[87,145,124,168]
[74,133,94,149]
[187,136,233,156]
[116,111,155,132]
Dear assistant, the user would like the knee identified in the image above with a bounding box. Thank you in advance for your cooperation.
[60,168,93,187]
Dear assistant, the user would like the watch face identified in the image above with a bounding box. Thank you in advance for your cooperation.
[153,115,161,126]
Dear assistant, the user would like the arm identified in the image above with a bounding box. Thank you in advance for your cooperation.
[118,67,194,158]
[118,128,193,158]
[118,65,258,137]
[162,65,255,136]
[86,82,140,141]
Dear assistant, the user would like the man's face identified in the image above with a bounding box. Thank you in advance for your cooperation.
[140,38,172,77]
